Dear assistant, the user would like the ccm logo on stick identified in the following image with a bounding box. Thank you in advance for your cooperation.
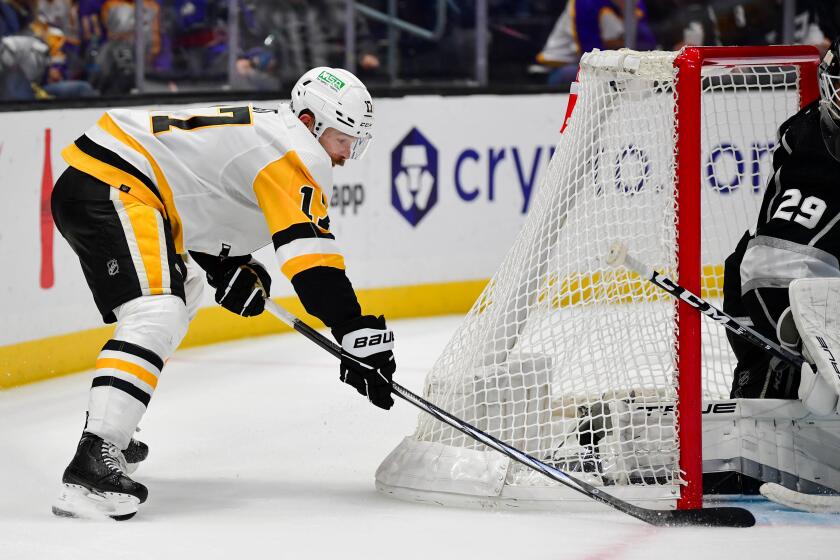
[353,332,394,348]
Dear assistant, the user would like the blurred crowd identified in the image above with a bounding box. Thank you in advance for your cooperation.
[535,0,840,85]
[1,0,838,101]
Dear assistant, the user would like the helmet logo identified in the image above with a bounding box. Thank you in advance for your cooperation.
[318,70,346,91]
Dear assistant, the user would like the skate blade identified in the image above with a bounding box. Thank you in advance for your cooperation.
[52,484,140,521]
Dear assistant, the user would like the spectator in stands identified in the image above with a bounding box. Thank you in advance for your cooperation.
[1,2,21,36]
[77,0,103,67]
[171,0,228,78]
[323,0,380,76]
[100,1,163,67]
[246,0,380,88]
[254,0,328,85]
[88,0,134,93]
[229,46,279,91]
[0,35,43,98]
[639,1,706,49]
[1,0,96,99]
[536,0,657,86]
[676,1,836,54]
[767,0,836,56]
[368,0,475,80]
[38,0,86,78]
[38,0,71,30]
[1,1,47,100]
[1,0,34,34]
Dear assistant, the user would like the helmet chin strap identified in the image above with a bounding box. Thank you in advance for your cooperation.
[819,107,840,163]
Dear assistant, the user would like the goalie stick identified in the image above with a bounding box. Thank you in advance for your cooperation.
[605,242,806,371]
[760,483,840,514]
[263,299,755,528]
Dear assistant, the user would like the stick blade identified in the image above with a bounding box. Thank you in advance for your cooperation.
[605,241,628,267]
[641,506,756,528]
[761,482,840,513]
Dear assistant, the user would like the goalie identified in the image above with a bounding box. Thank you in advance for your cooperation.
[723,37,840,417]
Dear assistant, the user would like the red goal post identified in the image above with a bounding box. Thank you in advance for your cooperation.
[674,46,819,509]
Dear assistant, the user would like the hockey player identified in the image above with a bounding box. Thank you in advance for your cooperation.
[723,38,840,416]
[50,67,396,520]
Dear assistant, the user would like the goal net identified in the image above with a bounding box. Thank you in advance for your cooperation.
[376,47,820,510]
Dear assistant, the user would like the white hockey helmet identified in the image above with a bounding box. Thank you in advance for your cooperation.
[290,67,374,160]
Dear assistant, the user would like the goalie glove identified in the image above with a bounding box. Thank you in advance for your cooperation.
[332,315,396,410]
[211,257,272,317]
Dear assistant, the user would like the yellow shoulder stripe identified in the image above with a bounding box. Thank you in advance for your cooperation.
[254,150,327,235]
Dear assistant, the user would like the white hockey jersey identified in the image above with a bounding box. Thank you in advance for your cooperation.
[62,103,343,280]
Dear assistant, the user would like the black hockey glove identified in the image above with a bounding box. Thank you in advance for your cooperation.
[332,315,396,410]
[211,258,272,317]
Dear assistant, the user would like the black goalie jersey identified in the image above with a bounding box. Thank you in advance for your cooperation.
[723,100,840,399]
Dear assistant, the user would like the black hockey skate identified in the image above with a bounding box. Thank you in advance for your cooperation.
[52,432,148,521]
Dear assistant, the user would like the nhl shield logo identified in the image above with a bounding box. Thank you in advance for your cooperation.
[391,127,438,227]
[107,259,119,276]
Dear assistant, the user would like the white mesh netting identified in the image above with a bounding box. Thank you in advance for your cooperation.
[377,49,803,508]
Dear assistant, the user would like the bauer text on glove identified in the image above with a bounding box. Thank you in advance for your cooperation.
[332,315,396,410]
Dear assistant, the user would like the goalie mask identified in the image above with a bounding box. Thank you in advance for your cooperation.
[818,37,840,162]
[290,67,374,160]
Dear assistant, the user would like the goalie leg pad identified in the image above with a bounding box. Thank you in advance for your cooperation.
[703,399,840,494]
[789,278,840,416]
[799,363,838,417]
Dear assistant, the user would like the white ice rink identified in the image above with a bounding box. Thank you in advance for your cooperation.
[1,315,838,560]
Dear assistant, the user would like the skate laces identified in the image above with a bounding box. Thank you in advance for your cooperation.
[101,441,127,474]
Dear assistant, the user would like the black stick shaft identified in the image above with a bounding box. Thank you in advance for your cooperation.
[263,300,754,528]
[620,253,805,369]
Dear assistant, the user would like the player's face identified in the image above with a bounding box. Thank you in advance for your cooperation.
[319,128,356,167]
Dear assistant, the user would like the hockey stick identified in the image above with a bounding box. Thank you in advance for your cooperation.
[604,244,840,514]
[263,299,755,527]
[759,483,840,514]
[605,242,806,370]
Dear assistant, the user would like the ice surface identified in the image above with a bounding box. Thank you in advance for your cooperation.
[1,316,838,560]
